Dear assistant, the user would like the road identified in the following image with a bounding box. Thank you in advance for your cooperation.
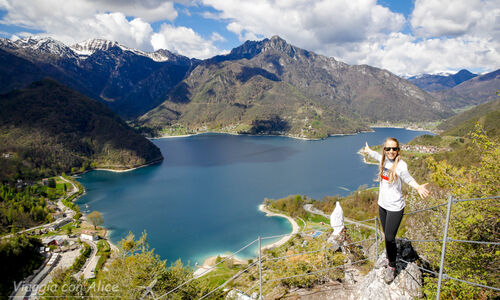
[303,204,376,231]
[75,239,99,279]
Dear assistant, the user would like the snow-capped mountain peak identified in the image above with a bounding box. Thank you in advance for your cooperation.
[71,38,172,62]
[10,36,78,58]
[70,38,124,55]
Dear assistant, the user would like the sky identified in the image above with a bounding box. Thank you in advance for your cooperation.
[0,0,498,76]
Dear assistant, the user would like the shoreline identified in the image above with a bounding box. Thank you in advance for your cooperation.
[66,175,120,252]
[193,204,300,278]
[78,158,163,174]
[258,204,300,251]
[369,125,437,134]
[152,130,375,142]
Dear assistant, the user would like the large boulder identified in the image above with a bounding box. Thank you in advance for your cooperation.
[351,239,423,299]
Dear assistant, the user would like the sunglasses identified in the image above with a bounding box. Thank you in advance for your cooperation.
[384,147,400,151]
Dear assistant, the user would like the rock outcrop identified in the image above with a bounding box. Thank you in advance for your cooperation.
[351,239,423,300]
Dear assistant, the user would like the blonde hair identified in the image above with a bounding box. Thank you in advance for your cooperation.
[379,137,400,183]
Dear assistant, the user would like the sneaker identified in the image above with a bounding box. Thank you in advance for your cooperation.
[384,266,395,284]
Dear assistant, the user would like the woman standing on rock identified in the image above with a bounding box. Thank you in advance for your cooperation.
[363,137,429,283]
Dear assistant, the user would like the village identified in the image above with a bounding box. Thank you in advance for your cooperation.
[400,144,450,154]
[7,176,116,299]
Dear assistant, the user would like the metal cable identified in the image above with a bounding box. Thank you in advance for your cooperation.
[156,238,258,299]
[404,203,448,216]
[162,195,500,299]
[199,261,259,300]
[348,217,377,223]
[404,239,443,243]
[444,274,500,292]
[266,237,376,262]
[263,256,374,284]
[453,195,500,203]
[261,229,319,240]
[448,238,500,246]
[243,281,259,296]
[266,248,324,261]
[399,259,439,276]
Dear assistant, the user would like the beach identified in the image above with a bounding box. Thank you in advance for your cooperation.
[193,204,300,278]
[258,204,300,250]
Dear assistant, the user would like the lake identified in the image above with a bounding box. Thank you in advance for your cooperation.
[76,127,430,265]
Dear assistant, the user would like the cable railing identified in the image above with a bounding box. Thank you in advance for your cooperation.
[157,195,499,299]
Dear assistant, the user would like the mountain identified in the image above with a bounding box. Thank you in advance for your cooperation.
[449,69,500,105]
[0,79,163,181]
[407,69,477,92]
[437,98,500,137]
[139,36,450,138]
[408,69,500,109]
[0,37,198,119]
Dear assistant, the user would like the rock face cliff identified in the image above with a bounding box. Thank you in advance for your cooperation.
[139,36,450,138]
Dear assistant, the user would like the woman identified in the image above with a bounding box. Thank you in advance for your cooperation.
[363,137,429,283]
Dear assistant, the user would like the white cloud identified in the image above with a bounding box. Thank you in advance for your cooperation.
[0,0,178,24]
[410,0,499,38]
[202,0,405,46]
[201,0,499,75]
[151,23,223,58]
[210,32,226,42]
[9,11,154,51]
[0,0,227,56]
[0,0,178,49]
[338,33,500,76]
[0,0,498,74]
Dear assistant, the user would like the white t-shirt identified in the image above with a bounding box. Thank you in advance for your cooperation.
[367,149,416,211]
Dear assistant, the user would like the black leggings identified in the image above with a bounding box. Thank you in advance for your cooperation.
[379,206,404,267]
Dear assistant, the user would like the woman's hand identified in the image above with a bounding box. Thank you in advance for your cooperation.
[416,183,430,199]
[363,142,370,154]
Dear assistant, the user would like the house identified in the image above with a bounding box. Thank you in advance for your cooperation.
[49,217,72,231]
[81,230,98,241]
[42,235,65,246]
[52,211,65,220]
[47,253,60,266]
[42,178,49,186]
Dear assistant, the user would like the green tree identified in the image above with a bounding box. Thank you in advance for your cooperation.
[408,123,499,299]
[95,232,222,299]
[88,211,103,230]
[0,235,44,296]
[47,178,56,188]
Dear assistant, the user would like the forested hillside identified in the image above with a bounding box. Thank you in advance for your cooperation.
[0,79,163,182]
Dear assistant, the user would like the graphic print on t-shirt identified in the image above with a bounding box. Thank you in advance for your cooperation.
[381,167,390,181]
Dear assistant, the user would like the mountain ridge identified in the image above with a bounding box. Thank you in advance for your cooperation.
[0,37,199,118]
[139,36,450,138]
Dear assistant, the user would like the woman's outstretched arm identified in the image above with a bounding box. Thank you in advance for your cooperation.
[363,142,382,162]
[398,162,430,199]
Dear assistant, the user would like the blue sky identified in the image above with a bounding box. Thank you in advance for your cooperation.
[0,0,498,75]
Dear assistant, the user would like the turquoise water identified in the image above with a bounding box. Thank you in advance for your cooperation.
[76,128,430,265]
